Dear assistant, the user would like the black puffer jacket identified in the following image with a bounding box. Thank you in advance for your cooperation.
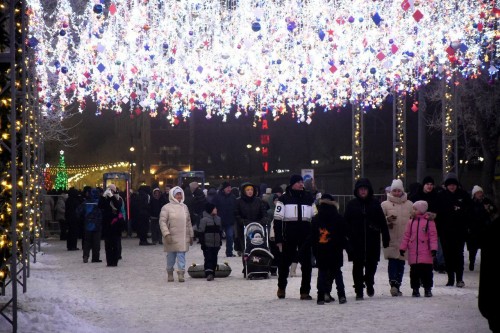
[311,199,348,269]
[344,178,390,262]
[234,182,268,227]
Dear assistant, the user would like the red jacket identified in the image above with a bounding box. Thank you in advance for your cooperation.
[400,213,438,265]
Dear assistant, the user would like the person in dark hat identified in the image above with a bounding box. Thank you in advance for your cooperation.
[436,173,472,288]
[410,175,445,273]
[274,174,316,300]
[213,181,237,257]
[344,178,390,300]
[198,202,223,281]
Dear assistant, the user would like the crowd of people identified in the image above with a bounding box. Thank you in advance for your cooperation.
[42,172,499,332]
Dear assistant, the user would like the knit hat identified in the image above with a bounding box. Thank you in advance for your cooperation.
[189,181,199,193]
[153,187,161,194]
[107,184,117,192]
[172,187,183,197]
[390,179,404,192]
[271,185,284,194]
[422,176,435,185]
[471,185,483,198]
[205,202,216,214]
[289,174,304,186]
[221,181,231,190]
[413,200,428,214]
[321,193,336,201]
[444,173,459,187]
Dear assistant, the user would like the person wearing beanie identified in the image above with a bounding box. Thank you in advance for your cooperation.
[468,185,497,271]
[235,182,269,275]
[381,179,414,297]
[213,181,237,257]
[198,202,222,281]
[159,186,195,282]
[436,173,472,288]
[289,174,304,187]
[312,194,348,305]
[344,178,390,300]
[409,175,444,273]
[399,200,438,297]
[184,181,208,245]
[273,175,316,300]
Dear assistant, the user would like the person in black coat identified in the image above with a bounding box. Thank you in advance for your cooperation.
[478,210,499,332]
[134,185,152,245]
[213,181,237,257]
[150,187,167,245]
[99,184,125,267]
[344,178,390,300]
[436,173,472,287]
[234,182,269,274]
[273,175,316,300]
[65,188,83,251]
[409,176,445,273]
[312,194,348,305]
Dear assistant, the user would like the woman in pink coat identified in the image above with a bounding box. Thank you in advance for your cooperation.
[400,201,438,298]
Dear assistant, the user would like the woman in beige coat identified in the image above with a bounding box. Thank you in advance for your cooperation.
[159,186,194,282]
[381,179,413,297]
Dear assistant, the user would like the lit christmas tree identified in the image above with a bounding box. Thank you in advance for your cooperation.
[54,150,68,191]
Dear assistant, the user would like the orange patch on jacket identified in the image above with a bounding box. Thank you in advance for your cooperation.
[319,228,330,244]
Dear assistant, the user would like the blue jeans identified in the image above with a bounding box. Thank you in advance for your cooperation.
[224,224,234,256]
[166,252,186,271]
[388,258,405,284]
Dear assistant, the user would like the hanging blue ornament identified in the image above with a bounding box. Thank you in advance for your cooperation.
[27,37,39,48]
[318,29,325,41]
[301,77,307,84]
[59,30,66,36]
[252,22,261,32]
[54,60,61,68]
[93,4,103,14]
[370,67,376,74]
[163,42,169,49]
[61,66,68,74]
[287,21,296,32]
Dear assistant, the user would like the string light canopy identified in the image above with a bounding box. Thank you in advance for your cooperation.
[26,0,499,124]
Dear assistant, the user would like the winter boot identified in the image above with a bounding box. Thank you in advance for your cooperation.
[446,272,455,286]
[177,270,185,283]
[424,289,433,297]
[338,291,347,304]
[324,293,335,303]
[366,285,375,297]
[290,262,298,277]
[277,288,286,299]
[300,293,313,300]
[317,293,325,305]
[390,280,399,297]
[167,270,174,282]
[412,288,421,297]
[354,285,364,300]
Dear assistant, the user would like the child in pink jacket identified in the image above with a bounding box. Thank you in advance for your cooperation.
[400,201,438,297]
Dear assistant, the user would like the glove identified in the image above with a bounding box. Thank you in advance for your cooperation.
[399,250,405,257]
[431,250,437,258]
[103,189,113,198]
[276,243,283,253]
[165,235,173,244]
[387,215,397,223]
[190,237,194,246]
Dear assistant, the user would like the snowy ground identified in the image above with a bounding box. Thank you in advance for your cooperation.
[0,236,490,333]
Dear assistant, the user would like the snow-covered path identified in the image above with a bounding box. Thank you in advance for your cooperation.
[1,237,490,333]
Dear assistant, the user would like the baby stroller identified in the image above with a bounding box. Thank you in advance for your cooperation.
[243,222,274,280]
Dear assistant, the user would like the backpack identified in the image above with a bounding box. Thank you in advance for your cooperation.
[84,202,102,232]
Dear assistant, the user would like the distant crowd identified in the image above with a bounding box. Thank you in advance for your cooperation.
[42,172,499,332]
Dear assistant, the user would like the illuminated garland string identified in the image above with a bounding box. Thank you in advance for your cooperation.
[26,0,500,123]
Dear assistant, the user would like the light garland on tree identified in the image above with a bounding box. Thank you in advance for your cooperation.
[26,0,500,123]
